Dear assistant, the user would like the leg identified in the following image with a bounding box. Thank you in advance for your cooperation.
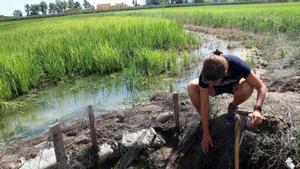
[188,78,214,113]
[232,79,254,106]
[226,79,254,123]
[188,78,201,113]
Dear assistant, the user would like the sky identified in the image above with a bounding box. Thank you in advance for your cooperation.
[0,0,146,16]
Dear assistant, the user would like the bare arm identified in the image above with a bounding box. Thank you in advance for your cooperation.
[246,71,268,107]
[246,71,268,125]
[199,86,210,134]
[199,86,213,153]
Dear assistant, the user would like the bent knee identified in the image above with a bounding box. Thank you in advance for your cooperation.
[188,79,199,90]
[188,79,199,88]
[234,80,254,96]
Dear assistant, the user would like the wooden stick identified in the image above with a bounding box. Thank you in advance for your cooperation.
[172,92,180,130]
[88,105,100,167]
[234,114,241,169]
[88,105,98,152]
[50,122,68,169]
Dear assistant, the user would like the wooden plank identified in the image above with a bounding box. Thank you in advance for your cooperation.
[173,92,180,130]
[88,105,98,151]
[234,114,241,169]
[50,122,68,169]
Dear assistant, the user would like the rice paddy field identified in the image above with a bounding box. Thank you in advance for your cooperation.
[0,2,299,102]
[101,2,300,35]
[0,16,198,101]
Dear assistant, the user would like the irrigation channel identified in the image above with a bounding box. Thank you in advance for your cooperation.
[0,32,254,145]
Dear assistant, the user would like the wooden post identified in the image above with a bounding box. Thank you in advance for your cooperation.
[88,105,98,151]
[88,105,100,167]
[172,92,180,130]
[50,122,68,169]
[234,114,241,169]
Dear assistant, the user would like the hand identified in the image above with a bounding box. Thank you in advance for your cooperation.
[248,111,264,126]
[201,132,213,154]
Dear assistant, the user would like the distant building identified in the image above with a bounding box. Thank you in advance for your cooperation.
[113,2,128,8]
[97,3,112,10]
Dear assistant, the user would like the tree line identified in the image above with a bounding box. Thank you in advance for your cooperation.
[13,0,94,17]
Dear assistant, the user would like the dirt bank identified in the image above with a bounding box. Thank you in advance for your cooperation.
[1,90,299,169]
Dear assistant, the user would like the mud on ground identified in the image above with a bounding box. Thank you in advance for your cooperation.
[1,90,299,169]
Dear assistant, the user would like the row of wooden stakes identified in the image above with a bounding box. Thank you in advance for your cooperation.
[48,92,241,169]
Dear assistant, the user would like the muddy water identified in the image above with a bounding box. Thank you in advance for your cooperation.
[0,32,254,144]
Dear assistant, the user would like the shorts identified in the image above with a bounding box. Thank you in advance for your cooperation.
[213,82,237,95]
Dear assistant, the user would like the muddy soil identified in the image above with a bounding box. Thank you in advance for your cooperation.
[1,26,299,169]
[1,90,299,169]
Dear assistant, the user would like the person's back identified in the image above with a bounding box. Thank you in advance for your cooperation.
[199,54,251,95]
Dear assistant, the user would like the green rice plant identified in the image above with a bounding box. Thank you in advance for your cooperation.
[98,2,300,35]
[0,16,198,100]
[181,52,198,70]
[132,49,179,76]
[95,2,299,61]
